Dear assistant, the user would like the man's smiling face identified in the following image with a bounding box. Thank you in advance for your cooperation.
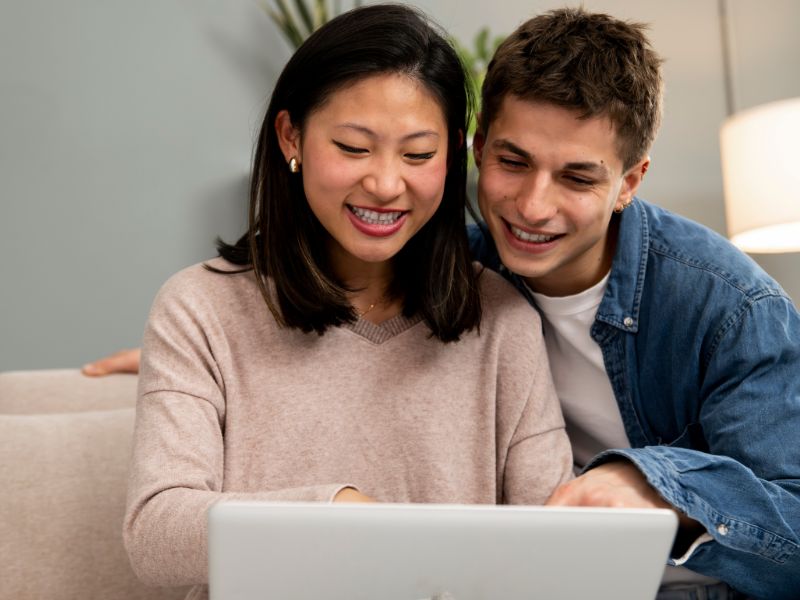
[475,96,647,297]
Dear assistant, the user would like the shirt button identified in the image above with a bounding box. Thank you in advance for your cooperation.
[623,317,634,328]
[716,523,729,536]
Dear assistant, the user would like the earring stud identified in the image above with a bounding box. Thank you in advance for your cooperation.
[614,199,632,214]
[289,157,300,173]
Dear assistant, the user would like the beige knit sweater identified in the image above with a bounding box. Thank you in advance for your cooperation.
[123,258,572,598]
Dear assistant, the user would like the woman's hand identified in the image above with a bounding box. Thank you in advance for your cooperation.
[333,488,375,503]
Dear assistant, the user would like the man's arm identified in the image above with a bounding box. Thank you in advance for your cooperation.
[82,348,141,376]
[550,293,800,599]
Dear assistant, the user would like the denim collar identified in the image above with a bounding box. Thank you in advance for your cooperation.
[477,198,649,333]
[595,197,649,333]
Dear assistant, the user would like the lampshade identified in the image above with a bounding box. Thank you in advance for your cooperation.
[720,97,800,253]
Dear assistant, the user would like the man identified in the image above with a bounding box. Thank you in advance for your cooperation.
[469,7,799,599]
[84,7,799,598]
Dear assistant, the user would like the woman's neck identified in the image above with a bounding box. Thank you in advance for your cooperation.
[328,245,400,324]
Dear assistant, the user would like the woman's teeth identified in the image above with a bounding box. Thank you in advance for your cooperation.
[350,205,404,225]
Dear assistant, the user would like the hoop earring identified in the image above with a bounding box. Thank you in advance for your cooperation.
[289,157,300,173]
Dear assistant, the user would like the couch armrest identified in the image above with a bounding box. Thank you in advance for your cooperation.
[0,369,138,414]
[0,407,188,600]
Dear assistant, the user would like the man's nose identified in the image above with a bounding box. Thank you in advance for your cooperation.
[515,173,558,223]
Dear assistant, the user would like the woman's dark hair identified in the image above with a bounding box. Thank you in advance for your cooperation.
[214,3,481,342]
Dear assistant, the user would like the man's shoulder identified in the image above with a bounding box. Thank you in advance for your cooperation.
[638,200,786,301]
[467,222,503,272]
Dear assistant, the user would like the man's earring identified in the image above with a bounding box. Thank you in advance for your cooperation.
[289,157,300,173]
[614,199,632,214]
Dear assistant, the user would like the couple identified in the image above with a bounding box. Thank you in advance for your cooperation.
[98,4,799,600]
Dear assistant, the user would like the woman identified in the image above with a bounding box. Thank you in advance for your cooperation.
[123,5,572,597]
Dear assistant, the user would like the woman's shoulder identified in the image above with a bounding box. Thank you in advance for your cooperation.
[474,264,539,316]
[152,257,257,312]
[467,264,549,370]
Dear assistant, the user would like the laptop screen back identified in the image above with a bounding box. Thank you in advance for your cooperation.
[208,502,677,600]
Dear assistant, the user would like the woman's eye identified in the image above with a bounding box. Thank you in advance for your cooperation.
[405,151,436,161]
[333,141,368,154]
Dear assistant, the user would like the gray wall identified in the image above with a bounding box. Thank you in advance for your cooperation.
[2,0,798,370]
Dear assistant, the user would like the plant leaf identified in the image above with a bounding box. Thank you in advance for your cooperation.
[313,0,328,29]
[292,0,315,35]
[474,28,490,62]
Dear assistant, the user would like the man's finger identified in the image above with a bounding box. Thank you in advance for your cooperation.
[82,349,141,376]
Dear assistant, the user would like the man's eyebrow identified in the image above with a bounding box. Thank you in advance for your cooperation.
[335,123,440,140]
[491,139,532,161]
[563,161,611,178]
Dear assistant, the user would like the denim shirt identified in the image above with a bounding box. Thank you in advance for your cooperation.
[468,198,800,599]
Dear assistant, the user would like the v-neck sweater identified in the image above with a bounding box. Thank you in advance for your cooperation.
[123,258,572,595]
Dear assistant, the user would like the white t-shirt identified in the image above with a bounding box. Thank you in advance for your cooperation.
[529,273,627,470]
[529,275,717,587]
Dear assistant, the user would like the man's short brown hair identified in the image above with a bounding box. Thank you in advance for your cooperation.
[481,7,663,170]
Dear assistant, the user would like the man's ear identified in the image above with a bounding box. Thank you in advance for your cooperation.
[615,156,650,211]
[274,110,301,164]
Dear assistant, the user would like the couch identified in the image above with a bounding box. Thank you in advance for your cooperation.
[0,369,188,600]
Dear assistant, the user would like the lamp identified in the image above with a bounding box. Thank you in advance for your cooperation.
[720,97,800,253]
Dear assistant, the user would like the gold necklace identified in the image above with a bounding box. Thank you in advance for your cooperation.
[357,302,378,317]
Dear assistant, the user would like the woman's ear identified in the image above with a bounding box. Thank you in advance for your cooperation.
[274,110,301,164]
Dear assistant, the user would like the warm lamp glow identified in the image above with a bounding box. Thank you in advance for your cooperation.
[720,97,800,253]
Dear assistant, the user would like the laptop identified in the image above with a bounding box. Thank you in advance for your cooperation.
[208,502,677,600]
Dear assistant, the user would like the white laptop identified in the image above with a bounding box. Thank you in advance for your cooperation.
[208,502,677,600]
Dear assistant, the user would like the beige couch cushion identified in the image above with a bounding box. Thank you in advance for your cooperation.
[0,369,138,414]
[0,370,186,600]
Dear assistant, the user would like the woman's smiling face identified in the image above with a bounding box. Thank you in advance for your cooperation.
[276,72,449,277]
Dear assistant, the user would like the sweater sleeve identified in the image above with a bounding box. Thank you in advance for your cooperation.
[122,269,354,587]
[502,351,574,505]
[487,281,573,505]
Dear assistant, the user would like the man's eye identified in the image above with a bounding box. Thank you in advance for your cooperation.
[499,157,527,168]
[333,141,368,154]
[565,175,594,186]
[405,152,436,161]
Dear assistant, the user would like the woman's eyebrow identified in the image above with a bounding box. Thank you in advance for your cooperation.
[335,123,440,140]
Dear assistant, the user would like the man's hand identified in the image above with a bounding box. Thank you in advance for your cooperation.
[546,460,700,532]
[82,348,142,376]
[333,488,375,503]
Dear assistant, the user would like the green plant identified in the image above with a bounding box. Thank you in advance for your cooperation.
[452,27,505,138]
[260,0,362,49]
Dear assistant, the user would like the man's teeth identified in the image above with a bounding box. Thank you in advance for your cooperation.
[510,225,557,243]
[350,206,403,225]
